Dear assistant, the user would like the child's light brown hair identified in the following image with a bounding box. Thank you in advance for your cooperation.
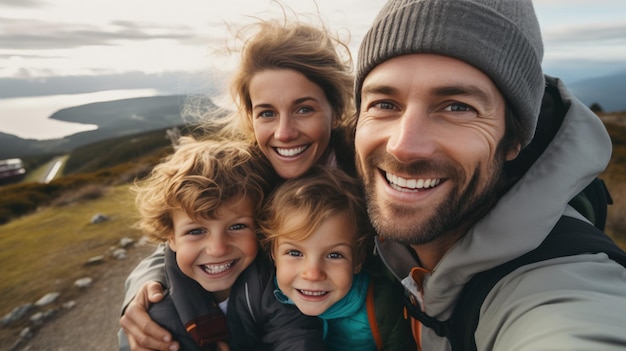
[133,137,275,242]
[260,165,372,268]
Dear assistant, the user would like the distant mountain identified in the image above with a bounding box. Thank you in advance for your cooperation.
[0,95,217,160]
[568,71,626,112]
[0,71,213,99]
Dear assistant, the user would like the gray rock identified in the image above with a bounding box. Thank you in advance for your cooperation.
[74,277,93,288]
[120,237,134,248]
[90,213,110,224]
[34,292,60,307]
[112,248,127,260]
[85,255,105,265]
[1,304,33,326]
[29,312,43,324]
[63,301,77,309]
[20,327,32,339]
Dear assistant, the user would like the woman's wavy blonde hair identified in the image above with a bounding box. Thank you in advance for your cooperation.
[190,15,354,145]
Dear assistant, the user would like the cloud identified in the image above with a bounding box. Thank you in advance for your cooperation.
[0,16,200,50]
[0,0,46,7]
[543,22,626,45]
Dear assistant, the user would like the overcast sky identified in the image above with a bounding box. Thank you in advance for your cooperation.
[1,0,626,85]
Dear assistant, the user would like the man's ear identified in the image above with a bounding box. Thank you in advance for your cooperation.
[506,142,522,161]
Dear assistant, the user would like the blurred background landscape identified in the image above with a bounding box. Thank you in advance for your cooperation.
[1,0,625,349]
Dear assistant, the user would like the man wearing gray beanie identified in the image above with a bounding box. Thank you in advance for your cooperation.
[353,0,626,350]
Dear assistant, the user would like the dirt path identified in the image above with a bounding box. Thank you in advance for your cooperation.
[16,244,155,351]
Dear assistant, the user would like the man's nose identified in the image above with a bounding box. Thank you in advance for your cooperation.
[386,106,436,162]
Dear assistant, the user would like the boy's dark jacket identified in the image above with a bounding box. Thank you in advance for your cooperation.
[148,247,324,351]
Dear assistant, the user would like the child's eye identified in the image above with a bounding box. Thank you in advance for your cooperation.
[186,228,206,236]
[229,223,247,231]
[286,250,303,257]
[327,252,344,259]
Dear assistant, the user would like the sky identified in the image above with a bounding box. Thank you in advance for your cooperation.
[2,0,626,86]
[0,0,625,140]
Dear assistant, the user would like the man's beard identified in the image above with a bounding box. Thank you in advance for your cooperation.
[358,150,507,246]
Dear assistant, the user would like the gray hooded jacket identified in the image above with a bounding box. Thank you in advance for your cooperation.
[375,76,626,350]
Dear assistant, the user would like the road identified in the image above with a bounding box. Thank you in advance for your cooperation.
[41,156,65,183]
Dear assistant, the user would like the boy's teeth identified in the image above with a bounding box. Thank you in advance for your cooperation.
[202,260,235,274]
[298,289,327,296]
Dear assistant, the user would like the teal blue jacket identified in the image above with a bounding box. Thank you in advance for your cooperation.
[274,272,376,351]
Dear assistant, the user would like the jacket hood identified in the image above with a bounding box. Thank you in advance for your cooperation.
[376,76,613,317]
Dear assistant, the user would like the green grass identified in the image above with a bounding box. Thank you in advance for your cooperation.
[0,185,142,317]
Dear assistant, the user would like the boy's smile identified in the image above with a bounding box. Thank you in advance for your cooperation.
[169,196,258,302]
[273,212,359,316]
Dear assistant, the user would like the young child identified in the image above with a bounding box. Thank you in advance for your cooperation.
[260,165,414,350]
[123,137,323,351]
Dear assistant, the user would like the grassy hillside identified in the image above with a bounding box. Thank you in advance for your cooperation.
[599,112,626,248]
[0,127,188,225]
[0,128,183,345]
[0,184,147,346]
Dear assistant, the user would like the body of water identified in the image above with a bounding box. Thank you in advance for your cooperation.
[0,89,162,140]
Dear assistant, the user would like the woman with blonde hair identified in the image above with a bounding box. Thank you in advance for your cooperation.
[191,15,356,179]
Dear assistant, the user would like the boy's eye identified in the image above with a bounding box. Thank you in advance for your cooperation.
[327,252,344,259]
[187,228,205,236]
[229,223,246,231]
[286,250,303,257]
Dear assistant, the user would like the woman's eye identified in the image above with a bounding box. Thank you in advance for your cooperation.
[258,110,275,118]
[296,106,314,114]
[372,101,396,110]
[286,250,303,257]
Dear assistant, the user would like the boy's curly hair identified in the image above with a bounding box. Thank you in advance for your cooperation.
[133,137,276,242]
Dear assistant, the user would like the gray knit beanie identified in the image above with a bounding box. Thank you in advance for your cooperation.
[356,0,545,147]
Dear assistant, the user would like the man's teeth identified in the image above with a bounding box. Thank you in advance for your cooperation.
[202,260,235,274]
[276,145,307,157]
[298,289,328,296]
[386,173,441,190]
